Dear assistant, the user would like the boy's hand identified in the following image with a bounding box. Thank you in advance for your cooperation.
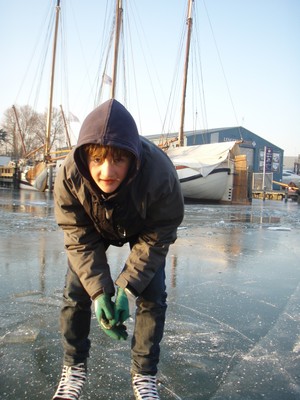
[94,293,115,326]
[94,293,128,340]
[114,288,131,324]
[100,321,128,340]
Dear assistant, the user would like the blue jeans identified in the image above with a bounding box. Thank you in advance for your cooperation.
[60,260,167,375]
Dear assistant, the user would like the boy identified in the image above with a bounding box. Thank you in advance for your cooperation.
[52,99,184,399]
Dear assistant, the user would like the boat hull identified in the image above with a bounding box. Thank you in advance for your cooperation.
[18,161,59,192]
[176,167,231,201]
[19,178,39,191]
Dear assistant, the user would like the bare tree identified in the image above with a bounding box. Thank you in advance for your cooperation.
[0,105,66,161]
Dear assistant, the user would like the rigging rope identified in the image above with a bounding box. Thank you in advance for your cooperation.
[203,0,243,140]
[14,2,53,116]
[161,2,187,140]
[94,1,115,107]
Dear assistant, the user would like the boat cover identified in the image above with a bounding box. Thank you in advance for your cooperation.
[166,141,238,177]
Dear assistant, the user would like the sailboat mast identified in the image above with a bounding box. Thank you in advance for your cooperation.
[59,105,72,150]
[45,0,61,160]
[111,0,123,99]
[178,0,193,147]
[11,105,27,156]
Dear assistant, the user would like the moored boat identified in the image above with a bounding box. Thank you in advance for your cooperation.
[163,0,240,202]
[167,140,239,201]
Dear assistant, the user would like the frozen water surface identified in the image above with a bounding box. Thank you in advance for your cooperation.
[0,189,300,399]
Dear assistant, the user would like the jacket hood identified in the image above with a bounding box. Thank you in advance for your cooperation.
[74,99,142,180]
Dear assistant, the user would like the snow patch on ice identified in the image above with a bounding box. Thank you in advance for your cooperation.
[293,337,300,353]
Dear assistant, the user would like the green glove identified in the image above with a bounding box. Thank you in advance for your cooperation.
[114,288,131,325]
[94,293,115,326]
[94,293,128,340]
[100,322,128,340]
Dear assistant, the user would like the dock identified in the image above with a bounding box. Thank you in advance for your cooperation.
[0,165,19,189]
[252,188,299,202]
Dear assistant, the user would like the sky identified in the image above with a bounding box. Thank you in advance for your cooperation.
[0,0,299,157]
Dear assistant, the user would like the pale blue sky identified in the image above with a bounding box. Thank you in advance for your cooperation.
[0,0,299,157]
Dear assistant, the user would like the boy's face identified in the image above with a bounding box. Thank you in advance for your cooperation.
[87,152,131,193]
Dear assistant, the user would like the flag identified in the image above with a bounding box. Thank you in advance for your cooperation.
[103,73,112,85]
[68,112,80,123]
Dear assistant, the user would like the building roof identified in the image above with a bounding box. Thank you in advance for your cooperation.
[146,126,284,152]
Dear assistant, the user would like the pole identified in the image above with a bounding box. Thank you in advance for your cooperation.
[59,105,72,149]
[111,0,123,99]
[262,146,266,201]
[45,0,61,160]
[178,0,193,147]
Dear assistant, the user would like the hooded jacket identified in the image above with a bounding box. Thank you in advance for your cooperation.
[54,99,184,299]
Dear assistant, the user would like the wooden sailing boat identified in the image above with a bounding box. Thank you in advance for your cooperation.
[165,0,239,202]
[18,0,67,191]
[19,0,122,191]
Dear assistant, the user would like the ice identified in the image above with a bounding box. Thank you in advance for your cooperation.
[0,189,300,399]
[1,325,39,344]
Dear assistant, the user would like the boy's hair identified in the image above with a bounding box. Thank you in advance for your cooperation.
[83,144,133,161]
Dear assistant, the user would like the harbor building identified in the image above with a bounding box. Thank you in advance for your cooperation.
[147,126,284,188]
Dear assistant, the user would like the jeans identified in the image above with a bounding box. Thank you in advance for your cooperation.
[59,261,167,375]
